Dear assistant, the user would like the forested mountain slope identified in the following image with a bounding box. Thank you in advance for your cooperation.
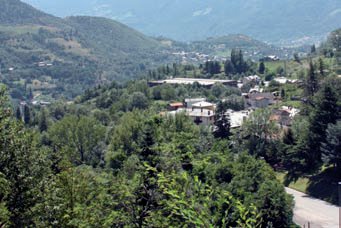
[23,0,341,44]
[0,0,172,100]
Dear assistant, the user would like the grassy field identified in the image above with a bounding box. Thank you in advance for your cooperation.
[276,172,309,192]
[265,56,338,79]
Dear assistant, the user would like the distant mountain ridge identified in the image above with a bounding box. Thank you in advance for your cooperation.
[0,0,312,101]
[0,0,64,26]
[0,0,172,99]
[22,0,341,44]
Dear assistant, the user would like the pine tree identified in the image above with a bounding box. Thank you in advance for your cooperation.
[140,122,157,165]
[16,106,21,121]
[281,88,285,99]
[311,44,316,54]
[224,60,235,76]
[318,57,325,76]
[305,60,318,97]
[213,102,231,139]
[28,88,33,100]
[173,63,178,76]
[321,121,341,171]
[259,62,265,74]
[166,64,170,75]
[306,86,338,168]
[38,108,48,132]
[238,50,245,73]
[23,105,30,125]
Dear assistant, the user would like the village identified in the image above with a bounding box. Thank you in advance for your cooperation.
[150,76,300,129]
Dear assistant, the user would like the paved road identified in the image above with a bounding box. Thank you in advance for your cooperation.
[285,188,339,228]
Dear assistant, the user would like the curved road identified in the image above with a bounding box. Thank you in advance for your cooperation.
[285,188,339,228]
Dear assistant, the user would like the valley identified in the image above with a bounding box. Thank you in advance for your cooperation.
[0,1,340,227]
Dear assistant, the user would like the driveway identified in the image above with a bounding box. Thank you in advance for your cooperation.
[285,187,339,228]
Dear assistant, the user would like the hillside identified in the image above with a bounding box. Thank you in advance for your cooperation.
[187,34,297,60]
[23,0,341,45]
[0,0,174,100]
[0,0,65,27]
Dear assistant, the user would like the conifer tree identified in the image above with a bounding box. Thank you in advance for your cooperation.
[305,60,318,97]
[224,60,235,75]
[321,121,341,171]
[15,106,21,121]
[311,44,316,54]
[23,105,30,125]
[306,85,338,168]
[38,108,48,132]
[318,57,325,76]
[259,62,265,74]
[213,101,231,139]
[281,88,285,99]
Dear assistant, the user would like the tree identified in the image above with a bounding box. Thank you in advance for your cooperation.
[211,83,225,98]
[213,101,231,139]
[306,85,339,168]
[15,106,21,121]
[224,60,235,75]
[280,88,285,99]
[241,109,279,163]
[129,92,149,110]
[258,62,265,74]
[0,172,10,226]
[228,49,248,75]
[48,115,106,166]
[229,153,293,227]
[23,105,30,125]
[318,57,325,76]
[38,108,48,132]
[0,87,47,226]
[160,84,176,101]
[321,121,341,171]
[293,53,301,63]
[155,170,262,227]
[311,44,316,54]
[305,60,318,97]
[255,180,293,227]
[329,29,341,71]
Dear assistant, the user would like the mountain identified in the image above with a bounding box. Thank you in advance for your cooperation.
[22,0,341,44]
[0,0,173,100]
[0,0,65,27]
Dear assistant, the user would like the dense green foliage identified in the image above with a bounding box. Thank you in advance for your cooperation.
[0,76,297,226]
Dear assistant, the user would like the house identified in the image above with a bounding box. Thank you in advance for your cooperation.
[188,101,215,126]
[192,101,215,111]
[184,98,206,108]
[148,78,238,88]
[168,102,184,111]
[187,108,215,126]
[246,92,276,109]
[270,106,300,126]
[243,75,261,85]
[260,55,280,62]
[274,77,302,85]
[270,110,291,126]
[226,109,252,128]
[165,99,216,126]
[249,86,263,94]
